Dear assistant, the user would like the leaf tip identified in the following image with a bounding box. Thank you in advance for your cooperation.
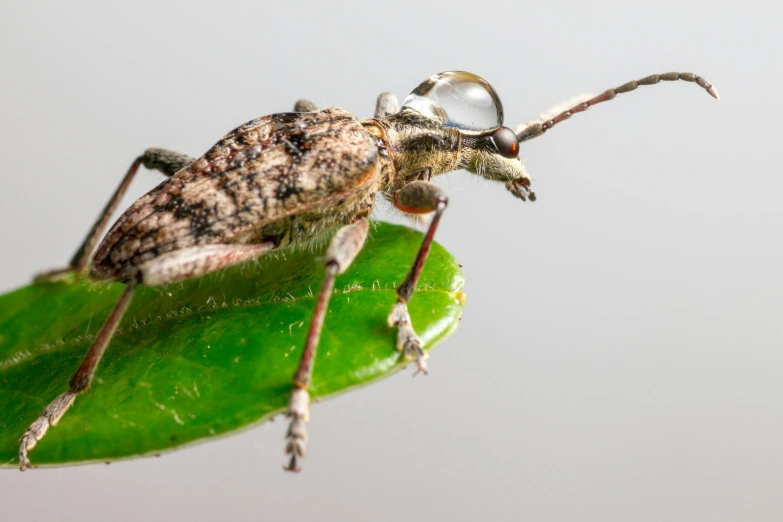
[452,290,468,307]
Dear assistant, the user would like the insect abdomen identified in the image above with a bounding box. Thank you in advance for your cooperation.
[91,108,380,282]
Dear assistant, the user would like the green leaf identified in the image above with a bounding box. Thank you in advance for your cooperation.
[0,222,465,467]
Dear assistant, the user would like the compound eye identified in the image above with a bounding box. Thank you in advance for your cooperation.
[489,127,519,158]
[402,71,503,135]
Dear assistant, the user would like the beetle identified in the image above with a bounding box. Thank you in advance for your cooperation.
[18,70,718,472]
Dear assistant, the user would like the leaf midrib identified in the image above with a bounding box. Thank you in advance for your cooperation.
[0,285,457,373]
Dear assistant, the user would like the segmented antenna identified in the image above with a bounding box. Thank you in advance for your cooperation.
[516,72,719,143]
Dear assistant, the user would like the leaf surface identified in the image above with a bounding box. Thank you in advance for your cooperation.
[0,222,464,466]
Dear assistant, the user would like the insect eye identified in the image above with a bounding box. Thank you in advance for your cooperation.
[402,71,504,135]
[488,127,519,158]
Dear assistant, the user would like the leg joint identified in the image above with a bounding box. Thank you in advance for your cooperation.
[68,374,90,393]
[324,219,369,274]
[393,181,448,215]
[141,147,194,177]
[294,99,318,112]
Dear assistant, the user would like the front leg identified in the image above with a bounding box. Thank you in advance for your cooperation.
[388,181,449,375]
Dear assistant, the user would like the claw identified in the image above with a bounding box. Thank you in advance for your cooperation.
[284,455,302,473]
[411,356,429,376]
[18,439,35,472]
[400,330,428,376]
[284,388,309,472]
[389,301,429,375]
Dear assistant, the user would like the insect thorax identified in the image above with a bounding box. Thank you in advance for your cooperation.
[368,109,463,195]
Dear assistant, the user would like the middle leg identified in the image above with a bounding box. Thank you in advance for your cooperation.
[388,181,449,375]
[284,218,369,472]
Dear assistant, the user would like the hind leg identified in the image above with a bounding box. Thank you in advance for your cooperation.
[35,148,195,283]
[19,242,273,470]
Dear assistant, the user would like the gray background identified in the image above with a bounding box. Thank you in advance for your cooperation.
[1,1,780,521]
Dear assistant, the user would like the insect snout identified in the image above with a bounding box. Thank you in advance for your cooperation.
[505,173,536,202]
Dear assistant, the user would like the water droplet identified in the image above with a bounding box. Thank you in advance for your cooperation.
[402,71,503,134]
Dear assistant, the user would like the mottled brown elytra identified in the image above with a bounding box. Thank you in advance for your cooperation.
[21,70,718,472]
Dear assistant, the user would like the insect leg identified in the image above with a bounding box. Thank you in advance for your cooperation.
[18,242,273,470]
[35,148,195,283]
[374,92,399,118]
[138,148,195,177]
[137,243,274,285]
[284,218,369,472]
[294,99,318,112]
[388,181,448,375]
[19,282,136,470]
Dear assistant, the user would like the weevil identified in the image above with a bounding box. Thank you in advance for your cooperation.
[19,70,718,472]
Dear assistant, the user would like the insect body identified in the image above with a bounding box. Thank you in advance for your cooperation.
[92,108,380,284]
[19,70,718,472]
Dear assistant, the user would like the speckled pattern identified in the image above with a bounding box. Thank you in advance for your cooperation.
[92,108,380,282]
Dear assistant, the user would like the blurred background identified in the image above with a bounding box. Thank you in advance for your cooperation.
[1,1,780,520]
